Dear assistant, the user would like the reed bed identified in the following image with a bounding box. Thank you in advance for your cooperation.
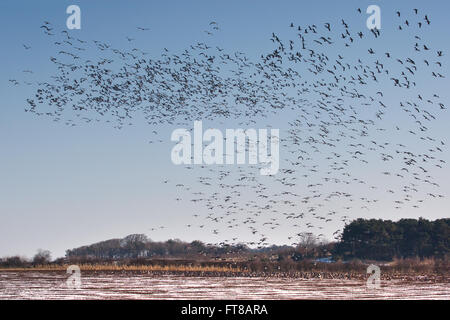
[1,264,448,282]
[0,259,447,282]
[0,263,247,273]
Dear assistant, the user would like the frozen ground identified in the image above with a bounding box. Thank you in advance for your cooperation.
[0,271,449,300]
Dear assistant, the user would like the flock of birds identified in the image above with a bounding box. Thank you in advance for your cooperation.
[11,7,447,248]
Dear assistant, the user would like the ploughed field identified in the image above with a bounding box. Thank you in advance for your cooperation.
[0,271,449,299]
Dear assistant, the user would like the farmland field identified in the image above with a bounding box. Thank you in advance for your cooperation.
[0,271,448,300]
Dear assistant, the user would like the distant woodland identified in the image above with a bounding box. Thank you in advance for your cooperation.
[1,218,448,268]
[65,218,449,262]
[334,218,449,260]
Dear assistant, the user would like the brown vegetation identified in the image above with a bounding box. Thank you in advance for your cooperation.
[1,257,448,282]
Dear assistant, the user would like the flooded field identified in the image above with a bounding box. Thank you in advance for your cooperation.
[0,271,449,300]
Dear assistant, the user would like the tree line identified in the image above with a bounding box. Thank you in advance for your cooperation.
[334,218,449,260]
[1,218,448,267]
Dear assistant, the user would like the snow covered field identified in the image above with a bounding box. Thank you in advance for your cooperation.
[1,271,448,300]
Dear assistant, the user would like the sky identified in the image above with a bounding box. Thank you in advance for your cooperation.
[1,0,449,258]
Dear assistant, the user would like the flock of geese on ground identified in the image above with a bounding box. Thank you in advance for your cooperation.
[11,8,447,248]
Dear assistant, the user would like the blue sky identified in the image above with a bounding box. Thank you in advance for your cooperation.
[1,0,449,258]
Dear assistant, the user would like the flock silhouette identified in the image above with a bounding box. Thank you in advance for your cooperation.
[11,7,447,248]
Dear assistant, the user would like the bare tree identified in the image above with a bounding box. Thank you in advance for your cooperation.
[296,232,319,257]
[33,249,52,265]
